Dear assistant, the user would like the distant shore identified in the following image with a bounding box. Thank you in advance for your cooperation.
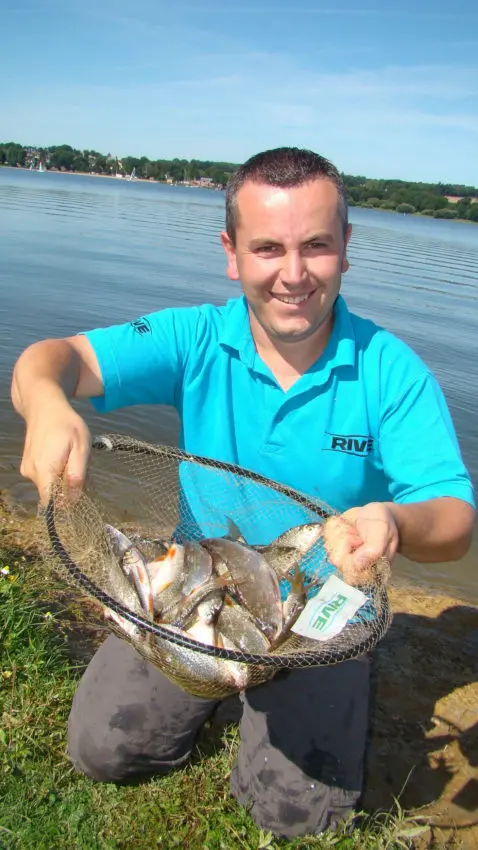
[0,164,221,190]
[1,164,477,223]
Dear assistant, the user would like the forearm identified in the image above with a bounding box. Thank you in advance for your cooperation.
[387,497,475,562]
[12,340,83,421]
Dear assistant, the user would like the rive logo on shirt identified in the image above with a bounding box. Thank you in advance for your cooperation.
[326,433,374,457]
[130,317,152,336]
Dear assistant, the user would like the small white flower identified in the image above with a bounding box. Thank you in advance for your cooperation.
[0,566,10,576]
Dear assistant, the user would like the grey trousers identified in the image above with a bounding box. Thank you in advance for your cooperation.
[68,634,370,839]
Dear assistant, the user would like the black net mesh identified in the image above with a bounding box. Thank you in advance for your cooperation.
[43,434,392,698]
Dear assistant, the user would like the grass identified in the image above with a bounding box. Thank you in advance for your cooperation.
[0,543,429,850]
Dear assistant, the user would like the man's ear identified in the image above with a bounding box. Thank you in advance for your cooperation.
[342,224,352,273]
[220,231,240,281]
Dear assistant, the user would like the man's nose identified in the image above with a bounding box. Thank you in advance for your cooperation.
[281,250,305,285]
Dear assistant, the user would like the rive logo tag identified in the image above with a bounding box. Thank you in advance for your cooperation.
[327,433,374,456]
[130,317,152,336]
[310,593,348,631]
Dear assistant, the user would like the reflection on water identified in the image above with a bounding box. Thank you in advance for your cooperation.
[0,168,477,601]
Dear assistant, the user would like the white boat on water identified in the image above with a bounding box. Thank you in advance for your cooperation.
[129,168,136,181]
[38,162,45,172]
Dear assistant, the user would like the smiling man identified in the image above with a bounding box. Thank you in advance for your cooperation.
[11,147,475,838]
[222,171,350,356]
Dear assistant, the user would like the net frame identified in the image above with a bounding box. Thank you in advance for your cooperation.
[45,434,392,669]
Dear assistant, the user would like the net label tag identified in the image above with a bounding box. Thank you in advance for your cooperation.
[291,575,368,641]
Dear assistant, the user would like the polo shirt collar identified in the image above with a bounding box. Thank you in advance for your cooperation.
[219,296,257,367]
[219,294,356,384]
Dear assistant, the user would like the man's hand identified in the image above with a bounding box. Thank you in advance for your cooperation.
[12,336,102,505]
[20,394,91,506]
[323,496,475,585]
[323,502,398,585]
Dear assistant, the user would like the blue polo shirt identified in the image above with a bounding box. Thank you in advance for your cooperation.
[84,295,474,547]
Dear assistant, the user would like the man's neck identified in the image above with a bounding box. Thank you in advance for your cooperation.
[249,311,334,392]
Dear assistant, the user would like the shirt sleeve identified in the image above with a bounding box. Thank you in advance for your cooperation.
[82,307,200,413]
[379,372,475,508]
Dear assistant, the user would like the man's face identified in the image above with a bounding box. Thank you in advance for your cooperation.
[221,178,351,344]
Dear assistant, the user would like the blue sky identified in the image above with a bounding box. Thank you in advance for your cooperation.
[1,0,477,183]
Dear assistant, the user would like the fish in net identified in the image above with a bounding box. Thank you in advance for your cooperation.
[42,434,392,699]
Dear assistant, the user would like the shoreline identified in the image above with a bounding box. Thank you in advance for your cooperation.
[1,486,475,617]
[1,165,477,222]
[0,164,220,190]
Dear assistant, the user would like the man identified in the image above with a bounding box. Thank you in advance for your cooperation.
[11,147,475,838]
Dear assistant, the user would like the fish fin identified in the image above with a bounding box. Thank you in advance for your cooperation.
[288,567,305,593]
[304,574,322,592]
[152,543,178,563]
[225,516,246,544]
[214,572,235,590]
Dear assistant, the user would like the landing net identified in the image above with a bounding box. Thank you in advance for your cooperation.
[43,434,392,698]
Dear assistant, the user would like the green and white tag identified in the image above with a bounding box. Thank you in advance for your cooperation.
[291,575,368,641]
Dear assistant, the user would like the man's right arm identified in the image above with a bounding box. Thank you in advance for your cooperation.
[11,335,104,503]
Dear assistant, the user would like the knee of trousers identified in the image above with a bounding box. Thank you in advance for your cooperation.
[66,708,191,783]
[230,765,360,839]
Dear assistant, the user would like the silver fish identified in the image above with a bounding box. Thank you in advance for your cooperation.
[104,524,154,616]
[189,595,224,628]
[164,573,230,627]
[145,543,186,614]
[258,523,324,577]
[282,569,307,630]
[271,522,323,553]
[127,532,169,562]
[217,595,270,654]
[152,622,251,697]
[105,607,143,640]
[181,541,213,596]
[269,569,308,651]
[185,599,219,647]
[256,544,301,578]
[201,537,283,641]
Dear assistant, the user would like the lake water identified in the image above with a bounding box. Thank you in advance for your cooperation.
[0,167,477,601]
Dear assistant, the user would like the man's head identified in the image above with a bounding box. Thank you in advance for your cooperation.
[221,147,351,348]
[225,147,348,247]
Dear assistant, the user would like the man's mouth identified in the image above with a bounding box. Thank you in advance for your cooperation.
[273,292,313,305]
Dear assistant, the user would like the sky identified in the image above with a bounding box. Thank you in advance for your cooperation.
[1,0,477,184]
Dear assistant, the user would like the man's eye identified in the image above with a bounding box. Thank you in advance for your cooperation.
[255,245,280,254]
[306,242,326,249]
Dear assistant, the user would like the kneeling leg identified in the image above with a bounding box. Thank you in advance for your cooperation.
[67,634,219,782]
[230,657,370,838]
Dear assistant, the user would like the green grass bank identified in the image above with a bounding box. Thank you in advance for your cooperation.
[1,501,476,849]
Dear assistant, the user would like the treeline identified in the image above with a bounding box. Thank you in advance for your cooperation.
[1,140,478,222]
[345,175,478,222]
[0,142,234,187]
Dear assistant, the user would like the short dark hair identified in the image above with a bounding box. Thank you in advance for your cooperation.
[225,147,348,244]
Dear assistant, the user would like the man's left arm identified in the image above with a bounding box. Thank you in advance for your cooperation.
[324,370,475,582]
[387,496,474,562]
[323,497,475,585]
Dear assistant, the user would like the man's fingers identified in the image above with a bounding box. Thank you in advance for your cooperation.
[64,435,91,501]
[323,512,393,586]
[38,476,55,508]
[20,424,91,507]
[27,456,69,508]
